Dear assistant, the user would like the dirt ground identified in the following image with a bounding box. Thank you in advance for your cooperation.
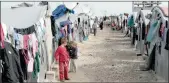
[66,27,159,82]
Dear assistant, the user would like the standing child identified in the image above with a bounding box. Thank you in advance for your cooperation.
[55,37,70,82]
[67,41,78,73]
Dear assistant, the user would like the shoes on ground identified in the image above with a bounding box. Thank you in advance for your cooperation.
[65,78,70,80]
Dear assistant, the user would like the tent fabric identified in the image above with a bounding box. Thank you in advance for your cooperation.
[11,2,33,9]
[160,7,168,17]
[52,4,75,20]
[152,6,168,17]
[1,6,47,29]
[39,1,48,6]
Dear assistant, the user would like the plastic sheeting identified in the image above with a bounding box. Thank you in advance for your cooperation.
[52,4,74,20]
[1,6,48,29]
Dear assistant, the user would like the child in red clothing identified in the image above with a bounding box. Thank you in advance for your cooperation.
[55,37,70,82]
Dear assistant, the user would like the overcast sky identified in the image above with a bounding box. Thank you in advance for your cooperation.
[1,2,168,16]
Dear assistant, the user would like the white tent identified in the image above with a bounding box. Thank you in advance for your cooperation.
[135,10,151,55]
[1,5,53,82]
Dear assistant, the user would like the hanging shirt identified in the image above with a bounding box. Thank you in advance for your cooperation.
[64,25,68,37]
[35,22,42,41]
[145,22,150,35]
[128,15,134,27]
[165,29,169,50]
[14,32,23,49]
[31,33,38,56]
[146,20,159,42]
[32,52,40,78]
[14,31,19,45]
[142,23,146,40]
[23,35,30,49]
[0,24,4,48]
[2,42,24,83]
[39,18,46,35]
[160,23,165,40]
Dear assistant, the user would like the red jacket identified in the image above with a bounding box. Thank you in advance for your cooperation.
[55,46,69,62]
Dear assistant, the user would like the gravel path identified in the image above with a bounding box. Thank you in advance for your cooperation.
[67,27,158,82]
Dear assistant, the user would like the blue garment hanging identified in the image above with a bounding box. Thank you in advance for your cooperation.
[52,4,75,20]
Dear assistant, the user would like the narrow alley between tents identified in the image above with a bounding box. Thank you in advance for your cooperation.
[0,1,168,83]
[66,26,159,82]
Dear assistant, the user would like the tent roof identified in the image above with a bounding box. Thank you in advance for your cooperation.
[152,6,168,17]
[1,6,47,29]
[160,7,168,17]
[136,10,151,25]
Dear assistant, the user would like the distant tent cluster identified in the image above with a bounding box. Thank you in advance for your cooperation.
[118,5,168,81]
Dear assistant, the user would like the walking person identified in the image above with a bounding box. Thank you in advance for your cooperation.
[55,37,70,82]
[67,41,78,73]
[100,21,103,30]
[93,21,97,36]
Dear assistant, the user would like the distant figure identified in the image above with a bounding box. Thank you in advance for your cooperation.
[100,21,103,30]
[93,21,97,36]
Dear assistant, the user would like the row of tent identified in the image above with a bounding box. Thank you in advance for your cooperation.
[120,6,168,81]
[0,2,93,82]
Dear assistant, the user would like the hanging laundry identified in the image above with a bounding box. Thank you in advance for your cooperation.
[19,49,29,80]
[52,4,74,20]
[27,51,34,72]
[14,25,36,35]
[18,34,24,49]
[60,27,66,38]
[146,20,159,42]
[1,23,7,40]
[30,33,38,56]
[32,52,40,78]
[23,35,30,49]
[128,15,134,27]
[145,22,150,36]
[159,22,164,38]
[0,24,5,48]
[1,42,24,83]
[50,16,57,36]
[142,23,146,40]
[13,31,20,48]
[35,22,44,42]
[64,25,68,37]
[39,18,46,35]
[163,20,168,42]
[67,24,72,34]
[165,29,169,50]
